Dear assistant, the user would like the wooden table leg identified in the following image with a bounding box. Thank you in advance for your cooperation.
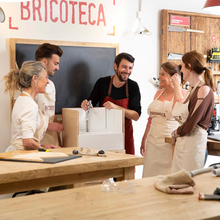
[115,167,134,181]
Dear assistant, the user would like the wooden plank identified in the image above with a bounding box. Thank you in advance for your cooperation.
[1,173,220,220]
[62,108,78,147]
[161,9,168,64]
[0,168,124,194]
[0,147,144,194]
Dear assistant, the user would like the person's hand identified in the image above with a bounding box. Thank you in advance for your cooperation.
[23,138,39,150]
[171,73,181,87]
[81,99,89,111]
[47,122,64,133]
[103,101,118,109]
[42,144,61,149]
[172,136,176,145]
[140,142,146,156]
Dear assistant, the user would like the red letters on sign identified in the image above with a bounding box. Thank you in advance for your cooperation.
[79,2,87,25]
[97,4,106,26]
[50,0,58,22]
[20,0,106,26]
[33,0,42,21]
[21,2,31,20]
[60,0,68,23]
[88,3,95,25]
[69,1,77,24]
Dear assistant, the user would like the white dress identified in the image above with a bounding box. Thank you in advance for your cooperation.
[142,90,179,177]
[171,81,207,173]
[6,92,48,151]
[35,79,59,146]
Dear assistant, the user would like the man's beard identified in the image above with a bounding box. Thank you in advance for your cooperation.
[116,70,129,82]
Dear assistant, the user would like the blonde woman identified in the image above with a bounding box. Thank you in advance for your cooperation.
[3,61,60,151]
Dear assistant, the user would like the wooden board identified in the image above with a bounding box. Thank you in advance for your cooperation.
[0,172,220,220]
[0,147,144,194]
[0,150,81,163]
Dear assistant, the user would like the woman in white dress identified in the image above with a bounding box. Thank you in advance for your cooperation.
[141,62,186,178]
[3,61,60,151]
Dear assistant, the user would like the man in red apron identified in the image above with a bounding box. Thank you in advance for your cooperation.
[81,53,141,155]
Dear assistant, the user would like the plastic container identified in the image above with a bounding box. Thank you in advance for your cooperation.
[101,179,136,194]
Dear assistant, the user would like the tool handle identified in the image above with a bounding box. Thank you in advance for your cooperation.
[186,29,204,33]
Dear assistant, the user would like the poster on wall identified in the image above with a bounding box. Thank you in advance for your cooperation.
[170,15,190,26]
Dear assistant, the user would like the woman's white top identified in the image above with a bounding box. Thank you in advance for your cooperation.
[11,95,41,141]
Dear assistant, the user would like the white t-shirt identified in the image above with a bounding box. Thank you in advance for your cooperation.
[11,95,41,141]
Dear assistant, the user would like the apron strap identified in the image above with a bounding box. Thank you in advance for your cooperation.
[108,76,129,98]
[108,77,114,97]
[155,89,165,100]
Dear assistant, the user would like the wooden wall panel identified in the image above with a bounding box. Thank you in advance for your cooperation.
[161,9,220,88]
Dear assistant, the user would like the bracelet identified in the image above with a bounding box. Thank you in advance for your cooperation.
[171,131,178,138]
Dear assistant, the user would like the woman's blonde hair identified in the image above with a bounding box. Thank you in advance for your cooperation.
[3,61,47,98]
[182,50,214,90]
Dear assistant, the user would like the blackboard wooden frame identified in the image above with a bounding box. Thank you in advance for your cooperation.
[10,38,119,114]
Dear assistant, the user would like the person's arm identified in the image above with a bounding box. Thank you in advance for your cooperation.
[171,73,184,102]
[81,78,103,111]
[175,86,214,136]
[47,121,64,133]
[140,117,152,156]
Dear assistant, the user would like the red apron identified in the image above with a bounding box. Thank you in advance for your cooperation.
[101,77,134,155]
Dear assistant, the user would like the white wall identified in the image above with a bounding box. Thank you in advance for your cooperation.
[0,0,214,179]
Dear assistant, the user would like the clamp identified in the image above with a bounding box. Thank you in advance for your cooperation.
[72,147,107,157]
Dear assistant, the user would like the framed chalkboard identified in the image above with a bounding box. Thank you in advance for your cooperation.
[10,39,119,114]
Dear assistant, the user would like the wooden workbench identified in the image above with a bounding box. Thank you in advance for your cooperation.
[0,147,144,195]
[0,172,219,220]
[165,137,220,157]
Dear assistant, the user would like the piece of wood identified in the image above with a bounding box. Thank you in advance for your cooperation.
[0,172,220,220]
[0,147,144,195]
[62,108,79,147]
[0,157,44,162]
[165,136,220,157]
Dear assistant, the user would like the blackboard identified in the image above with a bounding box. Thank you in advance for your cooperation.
[11,39,119,114]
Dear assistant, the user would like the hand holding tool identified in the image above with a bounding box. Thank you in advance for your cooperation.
[86,100,93,132]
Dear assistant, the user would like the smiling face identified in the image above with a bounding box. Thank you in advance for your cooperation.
[45,54,60,77]
[36,68,49,93]
[114,59,134,82]
[158,67,172,88]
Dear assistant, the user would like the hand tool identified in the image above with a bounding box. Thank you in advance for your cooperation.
[72,147,107,157]
[168,25,204,33]
[38,147,50,152]
[86,100,93,132]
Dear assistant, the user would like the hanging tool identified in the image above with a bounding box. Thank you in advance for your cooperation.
[72,147,107,157]
[86,100,93,132]
[168,25,204,33]
[167,53,183,60]
[208,47,220,71]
